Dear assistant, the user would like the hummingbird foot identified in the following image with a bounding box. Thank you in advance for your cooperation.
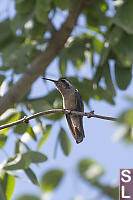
[87,110,94,118]
[63,109,72,115]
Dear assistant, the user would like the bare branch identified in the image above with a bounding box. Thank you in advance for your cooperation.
[0,109,117,130]
[47,18,57,36]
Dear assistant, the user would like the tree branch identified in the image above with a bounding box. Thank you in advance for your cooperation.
[0,0,93,115]
[0,109,117,130]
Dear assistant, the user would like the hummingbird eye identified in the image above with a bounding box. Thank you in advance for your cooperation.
[61,79,66,83]
[60,79,71,89]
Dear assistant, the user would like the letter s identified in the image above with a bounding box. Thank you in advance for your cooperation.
[121,170,131,183]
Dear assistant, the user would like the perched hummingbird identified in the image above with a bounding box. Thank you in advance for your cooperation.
[43,77,85,144]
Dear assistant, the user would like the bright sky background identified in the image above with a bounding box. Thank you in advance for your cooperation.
[0,0,133,200]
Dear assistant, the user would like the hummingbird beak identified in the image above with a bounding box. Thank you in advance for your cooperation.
[42,77,57,83]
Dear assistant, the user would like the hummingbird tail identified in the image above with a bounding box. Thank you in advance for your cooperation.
[66,114,85,144]
[75,127,84,144]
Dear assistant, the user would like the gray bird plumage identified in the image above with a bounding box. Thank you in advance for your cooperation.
[43,77,85,144]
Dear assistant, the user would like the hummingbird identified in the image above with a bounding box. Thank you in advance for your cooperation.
[43,77,85,144]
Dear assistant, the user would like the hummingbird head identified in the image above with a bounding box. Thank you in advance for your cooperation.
[43,77,74,94]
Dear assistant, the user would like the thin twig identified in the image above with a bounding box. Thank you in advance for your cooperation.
[0,109,117,130]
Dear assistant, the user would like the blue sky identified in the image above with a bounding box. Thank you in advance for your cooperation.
[0,0,133,200]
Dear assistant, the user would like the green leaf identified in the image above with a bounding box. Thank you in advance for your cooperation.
[103,63,116,96]
[0,74,5,85]
[29,20,46,40]
[59,52,67,76]
[115,63,132,90]
[15,140,21,154]
[78,159,104,182]
[95,86,115,104]
[10,12,32,33]
[113,32,133,67]
[4,151,47,170]
[67,36,90,69]
[27,126,37,141]
[58,128,71,156]
[2,41,37,74]
[0,134,7,149]
[0,66,10,71]
[4,154,31,170]
[29,151,48,163]
[86,0,109,27]
[14,123,28,135]
[54,0,72,10]
[36,0,51,11]
[0,19,14,51]
[100,26,123,66]
[118,109,133,126]
[37,125,52,150]
[14,112,28,135]
[0,111,20,133]
[123,127,133,144]
[71,78,114,105]
[100,185,118,199]
[27,90,63,120]
[0,182,6,200]
[15,195,40,200]
[93,37,103,54]
[92,181,118,199]
[0,110,19,125]
[24,168,39,186]
[1,173,15,200]
[41,169,64,192]
[114,0,133,34]
[35,0,50,24]
[15,0,35,14]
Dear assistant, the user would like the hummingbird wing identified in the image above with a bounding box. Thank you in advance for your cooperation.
[65,90,85,144]
[75,90,85,138]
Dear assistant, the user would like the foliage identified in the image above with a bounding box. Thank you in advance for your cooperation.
[0,0,133,199]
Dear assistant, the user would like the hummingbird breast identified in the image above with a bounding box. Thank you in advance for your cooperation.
[62,91,77,110]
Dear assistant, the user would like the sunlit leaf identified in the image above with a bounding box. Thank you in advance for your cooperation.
[4,151,47,170]
[1,173,15,200]
[15,194,40,200]
[41,169,64,191]
[78,159,104,182]
[27,126,37,141]
[0,134,7,149]
[118,109,133,126]
[0,112,20,133]
[37,125,52,150]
